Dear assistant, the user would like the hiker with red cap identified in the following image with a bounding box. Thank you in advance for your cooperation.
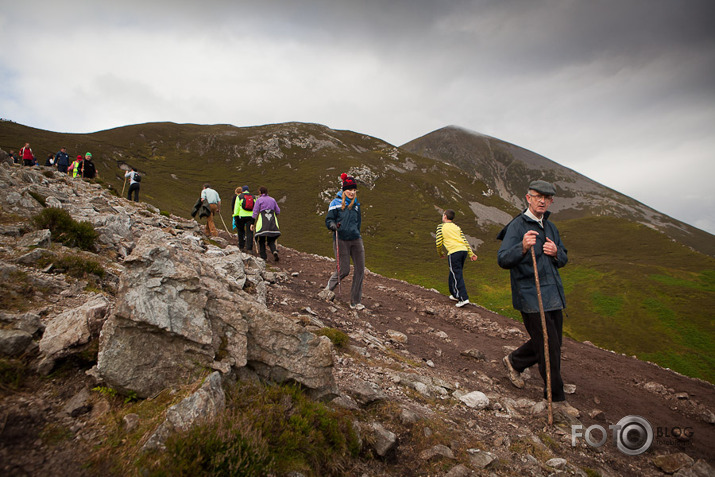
[69,155,84,178]
[323,173,366,310]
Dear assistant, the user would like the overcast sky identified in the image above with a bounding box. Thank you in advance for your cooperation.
[2,0,714,234]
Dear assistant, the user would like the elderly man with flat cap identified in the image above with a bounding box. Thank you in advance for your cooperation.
[497,180,569,404]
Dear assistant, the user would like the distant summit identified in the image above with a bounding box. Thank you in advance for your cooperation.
[402,125,714,256]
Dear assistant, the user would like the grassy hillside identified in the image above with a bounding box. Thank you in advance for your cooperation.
[2,120,713,383]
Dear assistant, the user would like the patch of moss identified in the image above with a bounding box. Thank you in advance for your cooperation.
[315,327,349,349]
[32,207,98,251]
[0,358,29,393]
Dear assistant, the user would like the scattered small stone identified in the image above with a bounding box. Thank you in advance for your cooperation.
[386,329,408,343]
[467,449,497,469]
[546,457,568,469]
[123,413,140,433]
[419,444,455,461]
[460,348,486,361]
[652,453,694,474]
[459,391,489,409]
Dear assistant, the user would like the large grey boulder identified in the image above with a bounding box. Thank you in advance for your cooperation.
[97,229,248,398]
[37,294,110,374]
[96,228,335,399]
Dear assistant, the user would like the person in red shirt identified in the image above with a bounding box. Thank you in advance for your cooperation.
[20,143,34,166]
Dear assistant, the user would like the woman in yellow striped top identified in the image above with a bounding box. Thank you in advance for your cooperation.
[436,209,477,307]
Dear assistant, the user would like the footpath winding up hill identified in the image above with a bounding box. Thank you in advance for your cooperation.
[0,162,713,476]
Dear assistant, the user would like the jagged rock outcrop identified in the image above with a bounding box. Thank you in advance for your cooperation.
[95,227,335,398]
[0,162,335,400]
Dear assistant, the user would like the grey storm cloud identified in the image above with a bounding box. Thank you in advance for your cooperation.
[2,0,714,233]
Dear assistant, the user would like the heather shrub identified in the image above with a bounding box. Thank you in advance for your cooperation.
[32,208,98,251]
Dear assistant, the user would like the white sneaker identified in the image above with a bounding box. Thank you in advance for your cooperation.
[455,299,470,308]
[350,303,365,311]
[449,295,458,301]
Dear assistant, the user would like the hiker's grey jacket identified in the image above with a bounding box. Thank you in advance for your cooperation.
[497,211,568,314]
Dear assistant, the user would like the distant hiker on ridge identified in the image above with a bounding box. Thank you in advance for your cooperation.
[82,152,97,179]
[436,209,478,307]
[322,173,365,310]
[497,180,569,405]
[250,186,280,261]
[20,143,34,166]
[231,185,255,252]
[200,183,221,237]
[54,147,70,173]
[69,155,84,178]
[125,168,141,202]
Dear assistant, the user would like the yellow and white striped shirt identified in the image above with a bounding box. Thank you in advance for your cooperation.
[436,222,476,258]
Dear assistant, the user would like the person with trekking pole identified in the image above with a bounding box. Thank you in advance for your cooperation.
[497,180,572,418]
[322,173,365,310]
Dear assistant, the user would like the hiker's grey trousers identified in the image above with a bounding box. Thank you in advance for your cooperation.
[326,237,365,306]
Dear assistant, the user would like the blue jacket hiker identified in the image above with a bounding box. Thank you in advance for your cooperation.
[324,173,365,310]
[497,180,568,403]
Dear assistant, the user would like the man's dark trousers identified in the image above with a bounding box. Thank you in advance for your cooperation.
[510,309,565,402]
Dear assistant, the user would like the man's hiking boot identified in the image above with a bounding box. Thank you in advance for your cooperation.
[273,251,279,261]
[455,299,470,307]
[503,355,525,389]
[552,400,581,418]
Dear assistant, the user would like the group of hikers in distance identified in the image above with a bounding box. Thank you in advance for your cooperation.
[201,172,569,412]
[11,142,98,179]
[10,141,142,202]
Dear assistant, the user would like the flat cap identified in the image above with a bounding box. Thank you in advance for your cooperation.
[528,180,556,196]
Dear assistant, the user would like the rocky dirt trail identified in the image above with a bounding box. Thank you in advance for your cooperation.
[261,241,715,475]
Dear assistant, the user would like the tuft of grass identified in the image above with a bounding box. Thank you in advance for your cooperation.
[316,327,350,349]
[40,423,73,445]
[141,411,273,477]
[38,254,106,280]
[28,190,47,207]
[225,380,360,476]
[0,358,29,393]
[32,207,98,251]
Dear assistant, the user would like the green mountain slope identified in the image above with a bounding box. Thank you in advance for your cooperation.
[2,120,713,383]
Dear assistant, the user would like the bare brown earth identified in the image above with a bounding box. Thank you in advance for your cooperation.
[1,232,713,476]
[265,242,714,475]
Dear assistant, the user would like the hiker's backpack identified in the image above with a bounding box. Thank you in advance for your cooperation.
[134,172,142,182]
[254,209,280,237]
[242,194,254,211]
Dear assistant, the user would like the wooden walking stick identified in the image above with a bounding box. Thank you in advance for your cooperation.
[217,211,232,235]
[531,246,554,426]
[335,229,342,295]
[121,175,127,197]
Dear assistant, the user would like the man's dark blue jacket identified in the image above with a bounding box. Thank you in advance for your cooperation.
[497,211,568,314]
